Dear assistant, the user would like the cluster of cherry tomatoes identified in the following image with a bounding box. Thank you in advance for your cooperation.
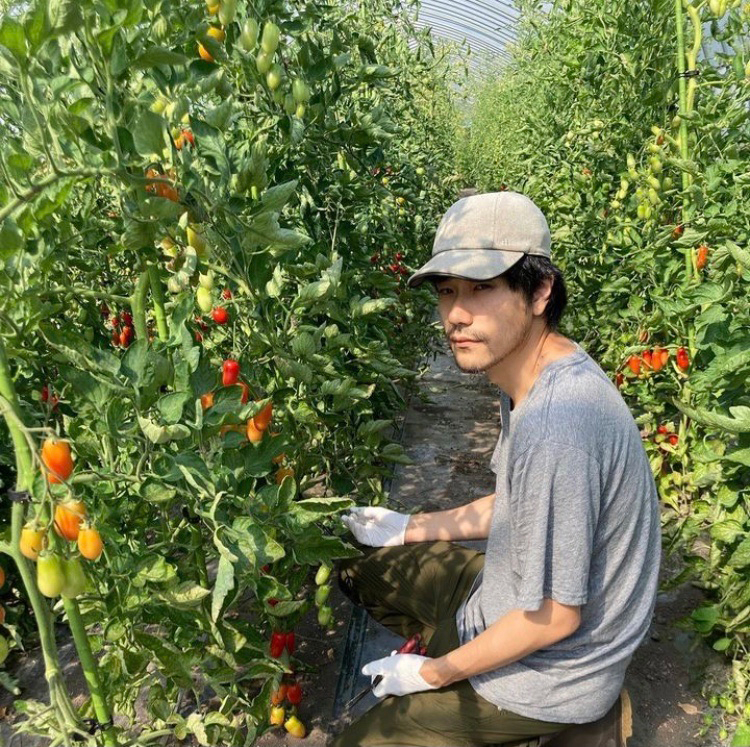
[107,309,135,349]
[22,439,104,599]
[616,346,690,387]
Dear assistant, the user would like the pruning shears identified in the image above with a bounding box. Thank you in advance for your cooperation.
[344,632,428,711]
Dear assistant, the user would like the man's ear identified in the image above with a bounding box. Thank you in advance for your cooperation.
[531,277,553,317]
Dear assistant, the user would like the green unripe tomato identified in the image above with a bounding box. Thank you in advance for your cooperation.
[416,166,425,176]
[37,554,66,598]
[709,695,719,707]
[626,153,636,170]
[315,584,331,607]
[283,94,296,115]
[61,557,87,599]
[238,19,259,52]
[261,21,280,54]
[198,271,214,290]
[267,64,283,91]
[661,176,673,190]
[292,79,311,103]
[647,175,661,191]
[719,727,728,740]
[317,604,333,627]
[151,95,169,114]
[725,700,735,714]
[649,157,662,173]
[648,187,660,205]
[315,563,332,586]
[218,0,236,26]
[256,50,273,75]
[196,287,213,313]
[295,103,305,119]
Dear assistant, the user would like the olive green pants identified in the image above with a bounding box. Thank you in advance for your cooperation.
[329,541,571,747]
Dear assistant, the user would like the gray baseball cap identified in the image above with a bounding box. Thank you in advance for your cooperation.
[407,191,551,289]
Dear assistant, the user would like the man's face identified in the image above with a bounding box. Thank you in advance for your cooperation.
[433,276,534,374]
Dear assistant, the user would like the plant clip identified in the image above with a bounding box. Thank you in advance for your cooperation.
[677,68,700,79]
[181,506,201,525]
[82,717,114,735]
[7,490,30,504]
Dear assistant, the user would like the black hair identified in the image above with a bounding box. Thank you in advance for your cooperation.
[501,255,567,331]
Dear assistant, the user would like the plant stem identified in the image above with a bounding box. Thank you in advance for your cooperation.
[131,270,150,342]
[61,597,117,746]
[0,339,80,740]
[147,265,169,342]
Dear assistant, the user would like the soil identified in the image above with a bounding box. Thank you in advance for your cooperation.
[0,338,734,746]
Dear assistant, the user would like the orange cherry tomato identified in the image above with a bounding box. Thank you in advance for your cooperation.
[253,401,273,431]
[198,42,215,63]
[78,527,103,561]
[246,419,265,443]
[0,567,4,588]
[271,684,288,706]
[54,500,86,542]
[0,605,5,625]
[41,439,74,484]
[20,526,44,560]
[201,392,215,410]
[627,356,641,375]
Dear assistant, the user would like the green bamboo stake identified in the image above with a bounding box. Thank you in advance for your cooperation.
[62,598,117,746]
[673,0,693,284]
[147,265,169,342]
[0,341,81,743]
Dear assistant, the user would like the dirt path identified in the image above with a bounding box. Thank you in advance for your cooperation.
[0,340,732,746]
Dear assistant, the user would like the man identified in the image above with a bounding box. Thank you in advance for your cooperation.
[331,192,660,747]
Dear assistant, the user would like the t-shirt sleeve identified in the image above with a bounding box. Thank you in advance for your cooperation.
[507,442,601,611]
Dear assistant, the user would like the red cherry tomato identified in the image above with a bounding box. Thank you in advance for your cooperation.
[212,307,229,325]
[222,359,240,387]
[270,632,286,658]
[676,347,690,371]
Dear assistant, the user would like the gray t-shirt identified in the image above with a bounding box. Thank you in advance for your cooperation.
[455,342,661,724]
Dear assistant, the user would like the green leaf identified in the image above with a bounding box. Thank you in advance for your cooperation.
[133,111,167,156]
[39,323,121,376]
[381,442,414,464]
[732,722,750,746]
[260,180,298,212]
[46,0,82,36]
[727,241,750,269]
[133,556,178,586]
[157,391,189,424]
[710,520,745,544]
[674,401,750,434]
[690,604,719,632]
[159,581,211,609]
[288,496,354,527]
[139,478,177,505]
[0,217,25,258]
[729,539,750,569]
[712,637,732,651]
[0,17,27,60]
[211,554,235,622]
[291,531,361,565]
[133,46,189,69]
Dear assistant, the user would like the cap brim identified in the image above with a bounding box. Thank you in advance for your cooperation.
[406,249,525,289]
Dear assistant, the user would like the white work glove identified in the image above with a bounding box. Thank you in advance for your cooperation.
[362,652,439,698]
[340,506,411,547]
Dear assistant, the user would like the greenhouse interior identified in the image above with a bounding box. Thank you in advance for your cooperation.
[0,0,748,745]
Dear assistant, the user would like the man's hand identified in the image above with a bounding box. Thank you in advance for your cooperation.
[340,506,411,547]
[361,653,440,698]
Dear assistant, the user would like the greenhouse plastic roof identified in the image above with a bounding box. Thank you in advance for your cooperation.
[412,0,518,66]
